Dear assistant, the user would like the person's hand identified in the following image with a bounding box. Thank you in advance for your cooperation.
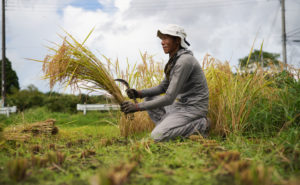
[126,88,140,99]
[120,101,139,114]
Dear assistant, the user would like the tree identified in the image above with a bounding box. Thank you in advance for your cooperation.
[0,57,20,95]
[7,84,43,111]
[239,50,280,69]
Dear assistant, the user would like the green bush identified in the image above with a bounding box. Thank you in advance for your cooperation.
[7,85,108,113]
[246,71,300,135]
[7,85,45,111]
[45,94,79,113]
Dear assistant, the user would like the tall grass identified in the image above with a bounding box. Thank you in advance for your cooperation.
[203,54,300,136]
[112,53,162,136]
[112,52,164,91]
[204,54,275,136]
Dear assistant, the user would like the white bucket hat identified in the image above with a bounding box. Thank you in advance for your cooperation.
[157,24,190,49]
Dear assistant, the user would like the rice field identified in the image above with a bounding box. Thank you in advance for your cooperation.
[1,32,299,184]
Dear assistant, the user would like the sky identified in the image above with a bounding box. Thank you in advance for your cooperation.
[1,0,300,93]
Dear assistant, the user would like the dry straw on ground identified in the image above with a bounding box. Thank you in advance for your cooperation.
[3,119,58,141]
[90,154,140,185]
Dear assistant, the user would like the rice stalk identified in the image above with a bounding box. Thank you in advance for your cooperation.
[203,54,278,136]
[112,52,163,135]
[39,30,125,104]
[119,112,154,137]
[113,52,164,92]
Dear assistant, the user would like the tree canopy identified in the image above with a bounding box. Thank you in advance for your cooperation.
[0,58,20,95]
[239,50,280,69]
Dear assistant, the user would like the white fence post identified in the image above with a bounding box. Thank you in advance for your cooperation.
[0,106,17,117]
[76,104,120,115]
[83,105,86,115]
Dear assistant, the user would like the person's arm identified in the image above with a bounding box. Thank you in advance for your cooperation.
[138,55,194,110]
[140,77,169,98]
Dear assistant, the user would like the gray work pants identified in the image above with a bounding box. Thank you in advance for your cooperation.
[145,97,210,142]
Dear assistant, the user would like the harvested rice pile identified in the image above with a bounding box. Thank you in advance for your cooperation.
[41,30,124,103]
[3,119,58,141]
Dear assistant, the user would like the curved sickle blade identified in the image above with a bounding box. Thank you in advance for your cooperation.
[114,79,130,89]
[115,78,138,103]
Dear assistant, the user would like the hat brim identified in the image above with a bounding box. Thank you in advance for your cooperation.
[157,30,189,49]
[157,30,172,39]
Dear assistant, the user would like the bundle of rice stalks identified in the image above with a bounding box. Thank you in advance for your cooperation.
[119,111,154,137]
[40,29,124,104]
[23,119,58,135]
[36,30,157,137]
[3,119,58,141]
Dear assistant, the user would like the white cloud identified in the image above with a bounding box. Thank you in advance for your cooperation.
[98,0,113,7]
[114,0,131,12]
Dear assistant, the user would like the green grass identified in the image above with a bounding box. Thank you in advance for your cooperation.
[0,108,299,185]
[0,107,118,126]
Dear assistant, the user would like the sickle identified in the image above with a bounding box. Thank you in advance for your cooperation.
[114,79,137,103]
[114,79,130,89]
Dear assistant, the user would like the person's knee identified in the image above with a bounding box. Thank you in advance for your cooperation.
[151,129,168,142]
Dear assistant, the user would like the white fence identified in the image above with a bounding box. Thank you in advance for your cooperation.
[77,104,120,115]
[0,106,17,117]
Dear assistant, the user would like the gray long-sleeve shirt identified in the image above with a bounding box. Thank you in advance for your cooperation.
[138,49,209,117]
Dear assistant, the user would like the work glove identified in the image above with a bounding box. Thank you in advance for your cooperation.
[120,101,140,114]
[126,88,141,99]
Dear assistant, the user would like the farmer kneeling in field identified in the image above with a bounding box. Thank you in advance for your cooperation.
[121,24,210,141]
